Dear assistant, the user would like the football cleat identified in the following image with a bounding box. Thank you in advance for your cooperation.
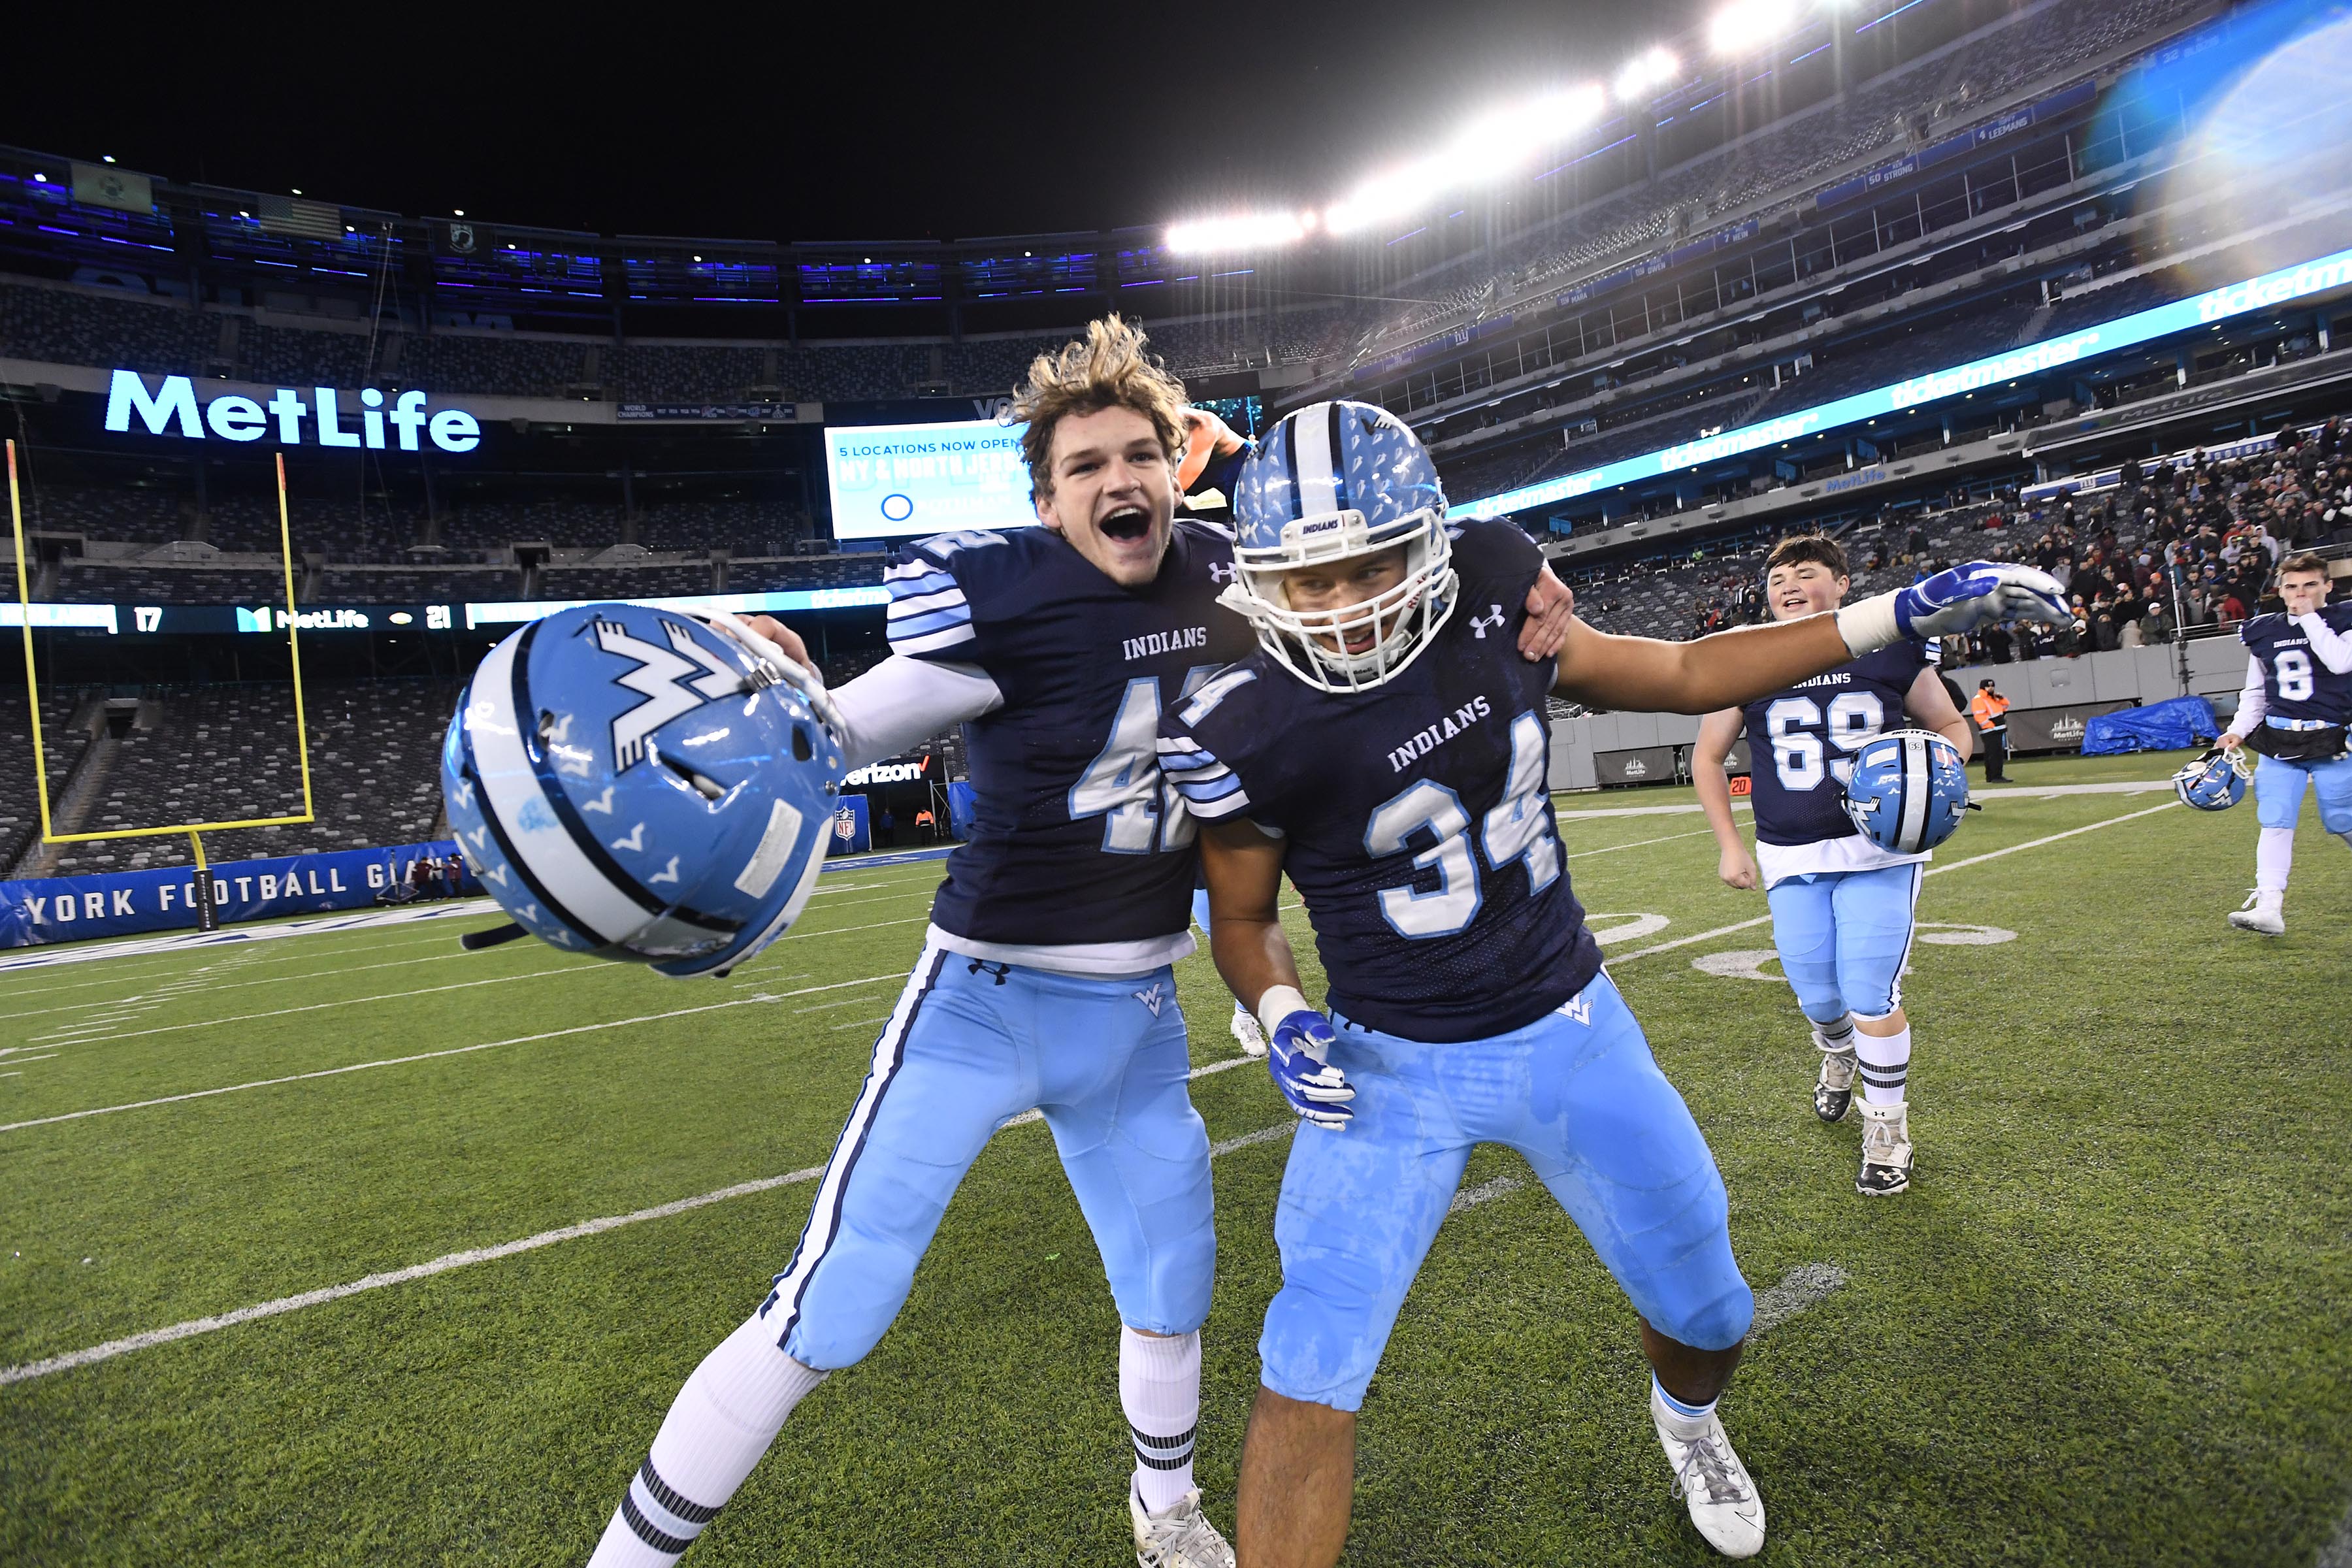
[442,602,844,977]
[1856,1102,1914,1196]
[1844,729,1972,854]
[2174,747,2251,811]
[2227,890,2285,936]
[1130,1482,1235,1568]
[1650,1386,1766,1559]
[1813,1047,1856,1124]
[1230,1001,1268,1058]
[1225,400,1458,693]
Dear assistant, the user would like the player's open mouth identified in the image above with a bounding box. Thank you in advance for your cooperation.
[1099,506,1152,543]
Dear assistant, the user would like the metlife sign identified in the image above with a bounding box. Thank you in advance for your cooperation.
[1457,244,2352,521]
[103,370,483,453]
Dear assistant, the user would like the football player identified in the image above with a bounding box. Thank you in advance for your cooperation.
[1156,400,2064,1563]
[585,323,1574,1568]
[1689,533,1976,1198]
[2214,551,2352,935]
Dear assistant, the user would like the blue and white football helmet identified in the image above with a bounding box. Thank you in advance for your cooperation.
[2172,746,2251,811]
[441,604,845,977]
[1843,729,1972,854]
[1226,400,1458,692]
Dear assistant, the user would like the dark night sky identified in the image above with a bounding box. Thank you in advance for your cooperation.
[10,4,1710,243]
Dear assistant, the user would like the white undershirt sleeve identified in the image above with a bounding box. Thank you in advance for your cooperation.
[828,655,1005,771]
[2226,653,2266,739]
[2295,612,2352,674]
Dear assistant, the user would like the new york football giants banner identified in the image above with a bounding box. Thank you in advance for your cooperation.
[0,840,473,948]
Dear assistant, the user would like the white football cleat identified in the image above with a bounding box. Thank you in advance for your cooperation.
[1812,1043,1856,1124]
[1130,1483,1235,1568]
[1856,1102,1913,1197]
[1229,1002,1267,1058]
[2228,891,2285,936]
[1651,1386,1765,1559]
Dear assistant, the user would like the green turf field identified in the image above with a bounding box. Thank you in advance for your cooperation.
[3,750,2348,1566]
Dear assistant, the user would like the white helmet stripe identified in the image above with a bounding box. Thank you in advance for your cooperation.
[466,632,661,946]
[1897,733,1931,853]
[1293,400,1341,519]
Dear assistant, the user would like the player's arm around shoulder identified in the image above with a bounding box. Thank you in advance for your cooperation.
[1449,518,1577,662]
[1904,663,1974,762]
[1691,707,1759,889]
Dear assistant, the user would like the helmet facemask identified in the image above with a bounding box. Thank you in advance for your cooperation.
[1221,506,1460,693]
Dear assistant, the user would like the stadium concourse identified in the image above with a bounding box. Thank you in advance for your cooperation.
[7,0,2352,1560]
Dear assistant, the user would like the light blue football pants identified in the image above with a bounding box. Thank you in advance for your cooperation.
[2254,751,2352,834]
[1258,971,1752,1413]
[1765,861,1924,1023]
[755,936,1215,1369]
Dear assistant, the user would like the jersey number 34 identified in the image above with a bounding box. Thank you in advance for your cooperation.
[1365,711,1559,938]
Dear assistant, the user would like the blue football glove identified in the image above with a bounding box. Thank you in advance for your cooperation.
[1891,561,2069,639]
[1266,1008,1354,1130]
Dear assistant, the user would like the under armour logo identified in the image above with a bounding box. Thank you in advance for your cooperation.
[1209,562,1236,583]
[1469,604,1507,638]
[593,617,746,772]
[1132,981,1168,1017]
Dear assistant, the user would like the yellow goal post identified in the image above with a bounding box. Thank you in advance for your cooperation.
[9,440,315,850]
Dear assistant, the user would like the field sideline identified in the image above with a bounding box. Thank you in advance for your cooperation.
[3,751,2348,1566]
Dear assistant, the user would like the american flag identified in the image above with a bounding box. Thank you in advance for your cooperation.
[256,195,344,240]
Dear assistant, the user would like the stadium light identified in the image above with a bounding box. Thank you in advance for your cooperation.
[1614,46,1682,103]
[1167,211,1317,253]
[1324,161,1445,236]
[1710,0,1802,55]
[1448,86,1609,182]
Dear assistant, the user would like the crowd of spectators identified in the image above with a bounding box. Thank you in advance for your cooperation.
[1563,415,2352,655]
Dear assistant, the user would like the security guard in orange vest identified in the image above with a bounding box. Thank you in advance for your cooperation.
[1969,679,2012,782]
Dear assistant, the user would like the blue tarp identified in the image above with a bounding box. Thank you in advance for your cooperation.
[2082,695,2219,755]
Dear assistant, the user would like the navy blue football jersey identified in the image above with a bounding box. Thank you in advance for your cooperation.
[2240,603,2352,727]
[1740,639,1935,847]
[1159,519,1597,1043]
[881,520,1254,948]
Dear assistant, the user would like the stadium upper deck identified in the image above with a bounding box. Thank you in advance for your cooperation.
[2,0,2335,595]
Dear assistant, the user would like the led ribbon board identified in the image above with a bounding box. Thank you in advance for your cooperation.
[824,417,1036,540]
[1456,246,2352,521]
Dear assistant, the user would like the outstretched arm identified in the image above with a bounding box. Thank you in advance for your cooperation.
[1554,560,2067,713]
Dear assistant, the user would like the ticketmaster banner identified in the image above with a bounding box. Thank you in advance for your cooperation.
[1457,244,2352,521]
[0,840,470,948]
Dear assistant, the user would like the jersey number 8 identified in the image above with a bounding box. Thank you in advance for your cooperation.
[2276,647,2314,704]
[1365,711,1560,939]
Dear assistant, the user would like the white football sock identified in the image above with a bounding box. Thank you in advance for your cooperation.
[1810,1013,1855,1053]
[2256,826,2295,896]
[1854,1024,1911,1108]
[1120,1326,1201,1516]
[1652,1372,1719,1437]
[586,1313,828,1566]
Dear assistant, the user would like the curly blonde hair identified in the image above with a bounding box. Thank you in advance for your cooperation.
[1013,315,1190,497]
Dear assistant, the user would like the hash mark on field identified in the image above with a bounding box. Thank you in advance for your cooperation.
[1449,1175,1524,1213]
[0,974,906,1135]
[0,1115,1299,1385]
[1750,1262,1848,1333]
[829,1014,895,1031]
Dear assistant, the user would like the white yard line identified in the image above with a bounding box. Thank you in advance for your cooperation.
[1563,827,1719,858]
[0,1079,1282,1387]
[1750,1262,1850,1333]
[782,915,931,942]
[1448,1175,1525,1213]
[3,947,547,1020]
[35,968,587,1048]
[0,975,906,1136]
[1607,800,2179,964]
